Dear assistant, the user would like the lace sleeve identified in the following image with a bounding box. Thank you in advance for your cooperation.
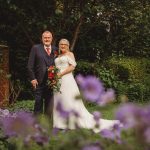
[67,56,77,67]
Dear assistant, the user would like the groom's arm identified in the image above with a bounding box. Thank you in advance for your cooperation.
[27,46,36,81]
[28,46,39,89]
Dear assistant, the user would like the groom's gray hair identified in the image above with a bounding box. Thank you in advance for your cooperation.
[42,30,52,36]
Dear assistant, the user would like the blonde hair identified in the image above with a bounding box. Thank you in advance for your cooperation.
[59,39,70,53]
[59,39,70,47]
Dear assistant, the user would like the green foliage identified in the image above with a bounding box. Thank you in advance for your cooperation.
[50,129,147,150]
[75,60,97,76]
[117,82,150,102]
[106,57,150,82]
[127,82,150,101]
[95,66,121,90]
[8,100,34,112]
[105,57,150,101]
[75,58,150,102]
[75,61,121,90]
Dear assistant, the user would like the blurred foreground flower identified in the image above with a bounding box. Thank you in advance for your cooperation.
[56,101,70,119]
[0,110,49,146]
[76,74,115,105]
[76,75,104,102]
[82,143,102,150]
[100,124,122,144]
[115,103,150,145]
[0,108,10,117]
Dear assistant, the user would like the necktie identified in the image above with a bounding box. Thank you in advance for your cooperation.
[46,48,51,55]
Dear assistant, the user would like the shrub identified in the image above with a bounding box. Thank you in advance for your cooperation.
[75,61,122,90]
[8,100,34,112]
[75,60,97,76]
[95,66,122,90]
[106,57,150,83]
[116,82,150,102]
[104,57,150,101]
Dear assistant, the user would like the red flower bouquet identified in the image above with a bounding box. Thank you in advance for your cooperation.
[47,66,61,92]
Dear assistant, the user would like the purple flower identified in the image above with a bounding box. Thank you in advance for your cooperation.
[144,127,150,144]
[34,123,47,134]
[0,110,50,146]
[56,101,70,119]
[115,103,142,128]
[93,111,101,122]
[100,129,115,139]
[76,75,115,105]
[71,110,80,118]
[24,134,32,145]
[76,75,104,102]
[1,111,36,137]
[98,89,115,106]
[76,74,85,85]
[140,105,150,125]
[52,127,60,135]
[100,124,122,144]
[82,144,102,150]
[0,109,10,117]
[112,124,123,144]
[33,133,50,145]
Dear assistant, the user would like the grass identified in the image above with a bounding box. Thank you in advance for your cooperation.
[8,99,120,119]
[87,102,121,119]
[8,99,147,119]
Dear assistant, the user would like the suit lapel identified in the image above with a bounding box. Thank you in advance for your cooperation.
[39,44,49,66]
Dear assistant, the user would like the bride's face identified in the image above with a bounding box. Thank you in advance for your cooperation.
[59,42,69,53]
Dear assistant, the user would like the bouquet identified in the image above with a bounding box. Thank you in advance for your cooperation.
[47,66,61,93]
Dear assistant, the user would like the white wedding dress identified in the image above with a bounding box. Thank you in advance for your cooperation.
[53,55,119,132]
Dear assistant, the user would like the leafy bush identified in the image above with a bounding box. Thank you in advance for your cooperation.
[106,57,150,83]
[75,60,97,76]
[8,100,34,112]
[104,57,150,102]
[117,82,150,102]
[95,66,122,90]
[75,61,122,90]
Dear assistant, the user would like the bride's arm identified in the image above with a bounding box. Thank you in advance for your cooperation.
[58,52,76,77]
[59,65,75,77]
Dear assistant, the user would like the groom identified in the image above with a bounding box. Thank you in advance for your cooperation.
[27,30,58,116]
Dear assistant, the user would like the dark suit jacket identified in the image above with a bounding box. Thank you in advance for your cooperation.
[27,44,58,85]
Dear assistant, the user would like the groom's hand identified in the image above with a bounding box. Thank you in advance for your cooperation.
[31,79,38,89]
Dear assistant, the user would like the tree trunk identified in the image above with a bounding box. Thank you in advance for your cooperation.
[70,15,84,51]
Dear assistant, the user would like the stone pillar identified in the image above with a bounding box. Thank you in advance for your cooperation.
[0,45,9,107]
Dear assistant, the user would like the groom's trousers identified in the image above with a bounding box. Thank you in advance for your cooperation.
[33,84,53,118]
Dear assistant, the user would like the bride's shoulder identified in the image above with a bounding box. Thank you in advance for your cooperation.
[66,52,75,58]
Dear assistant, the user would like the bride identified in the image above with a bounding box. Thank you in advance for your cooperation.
[53,39,120,132]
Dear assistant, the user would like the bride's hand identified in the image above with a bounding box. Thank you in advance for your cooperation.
[57,72,62,78]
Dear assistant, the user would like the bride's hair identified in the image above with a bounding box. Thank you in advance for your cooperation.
[59,39,70,46]
[59,39,70,54]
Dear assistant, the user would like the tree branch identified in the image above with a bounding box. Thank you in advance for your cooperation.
[70,15,84,51]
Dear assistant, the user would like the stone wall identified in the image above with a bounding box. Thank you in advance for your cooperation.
[0,45,9,107]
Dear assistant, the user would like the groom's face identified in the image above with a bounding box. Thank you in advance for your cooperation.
[42,32,52,47]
